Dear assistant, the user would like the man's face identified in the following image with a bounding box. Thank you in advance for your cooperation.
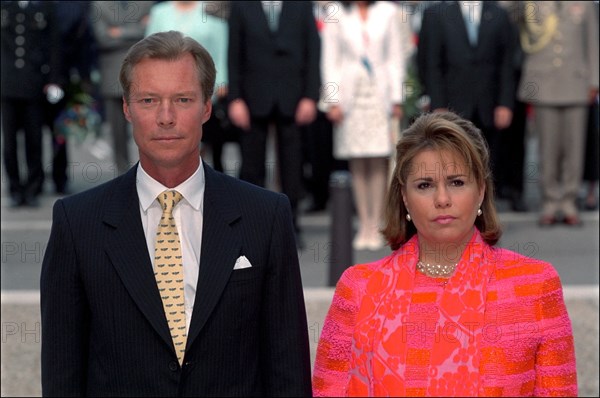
[123,54,211,178]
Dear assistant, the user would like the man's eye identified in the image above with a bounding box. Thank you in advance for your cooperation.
[141,98,154,104]
[177,98,191,103]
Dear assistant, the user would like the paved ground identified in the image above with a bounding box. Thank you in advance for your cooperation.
[1,129,599,396]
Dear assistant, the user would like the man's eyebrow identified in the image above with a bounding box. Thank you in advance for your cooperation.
[130,91,199,98]
[173,91,199,96]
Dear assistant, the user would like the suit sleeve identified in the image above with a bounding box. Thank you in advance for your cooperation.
[260,194,312,396]
[320,7,342,108]
[419,5,446,110]
[533,266,578,396]
[497,8,515,110]
[386,5,405,105]
[40,200,90,397]
[303,3,321,101]
[227,2,243,102]
[312,267,362,397]
[585,1,599,89]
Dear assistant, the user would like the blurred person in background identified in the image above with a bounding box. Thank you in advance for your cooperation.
[227,1,321,248]
[302,0,337,213]
[313,111,577,397]
[91,0,154,175]
[1,0,62,207]
[581,1,598,212]
[582,94,599,211]
[44,1,97,195]
[418,1,515,199]
[321,1,405,251]
[517,1,599,226]
[495,0,529,212]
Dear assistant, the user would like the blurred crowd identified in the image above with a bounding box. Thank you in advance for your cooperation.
[1,1,598,240]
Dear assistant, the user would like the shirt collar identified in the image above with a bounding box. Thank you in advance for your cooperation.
[136,160,205,212]
[459,1,482,24]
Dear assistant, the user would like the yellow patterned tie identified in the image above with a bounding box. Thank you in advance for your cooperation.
[154,190,186,365]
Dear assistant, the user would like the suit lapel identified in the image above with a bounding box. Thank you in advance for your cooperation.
[274,1,289,35]
[450,1,476,50]
[186,163,242,349]
[103,165,174,350]
[250,1,274,38]
[476,2,494,54]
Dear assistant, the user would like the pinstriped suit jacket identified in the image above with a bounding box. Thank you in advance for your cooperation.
[40,163,311,396]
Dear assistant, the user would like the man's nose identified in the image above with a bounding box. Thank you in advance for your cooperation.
[157,101,175,127]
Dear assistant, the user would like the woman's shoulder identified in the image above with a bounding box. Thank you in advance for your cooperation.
[338,253,397,290]
[490,246,562,284]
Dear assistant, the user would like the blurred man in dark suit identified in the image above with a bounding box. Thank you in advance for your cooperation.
[419,1,515,196]
[228,1,321,247]
[1,1,62,206]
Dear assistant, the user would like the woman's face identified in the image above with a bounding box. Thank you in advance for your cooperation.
[402,149,484,252]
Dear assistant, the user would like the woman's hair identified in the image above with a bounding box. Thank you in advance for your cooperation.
[382,112,502,249]
[120,30,216,103]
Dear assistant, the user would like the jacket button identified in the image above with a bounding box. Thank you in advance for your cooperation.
[168,361,179,372]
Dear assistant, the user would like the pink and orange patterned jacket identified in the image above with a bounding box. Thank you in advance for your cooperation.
[313,231,577,396]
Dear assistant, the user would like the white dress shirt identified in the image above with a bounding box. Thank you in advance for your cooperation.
[459,1,482,25]
[460,1,483,45]
[136,161,205,334]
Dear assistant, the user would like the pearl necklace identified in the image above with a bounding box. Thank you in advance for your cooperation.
[416,260,457,278]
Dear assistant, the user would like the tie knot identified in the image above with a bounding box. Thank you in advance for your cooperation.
[157,190,184,214]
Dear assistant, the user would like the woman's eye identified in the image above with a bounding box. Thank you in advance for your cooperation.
[417,182,431,190]
[451,179,465,187]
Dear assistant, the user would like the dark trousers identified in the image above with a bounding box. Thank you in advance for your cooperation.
[1,98,45,198]
[301,110,334,208]
[202,99,240,173]
[240,109,303,229]
[498,99,527,197]
[105,97,130,174]
[469,110,501,192]
[44,99,68,193]
[583,101,599,183]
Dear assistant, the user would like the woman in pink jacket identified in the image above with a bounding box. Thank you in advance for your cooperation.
[313,111,577,397]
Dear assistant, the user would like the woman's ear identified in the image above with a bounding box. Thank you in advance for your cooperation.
[401,187,408,210]
[479,185,485,206]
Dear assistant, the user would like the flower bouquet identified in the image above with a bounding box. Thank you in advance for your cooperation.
[54,91,102,145]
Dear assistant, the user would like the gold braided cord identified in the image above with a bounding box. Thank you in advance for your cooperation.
[520,1,558,54]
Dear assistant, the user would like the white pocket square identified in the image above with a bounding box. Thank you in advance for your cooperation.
[233,255,252,270]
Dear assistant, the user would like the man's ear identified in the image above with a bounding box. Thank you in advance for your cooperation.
[123,96,132,122]
[202,99,212,124]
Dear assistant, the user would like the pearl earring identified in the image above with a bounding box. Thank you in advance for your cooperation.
[406,213,412,222]
[477,208,482,216]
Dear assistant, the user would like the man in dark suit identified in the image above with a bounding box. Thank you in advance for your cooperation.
[418,1,515,192]
[1,0,62,206]
[40,31,312,396]
[227,1,321,245]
